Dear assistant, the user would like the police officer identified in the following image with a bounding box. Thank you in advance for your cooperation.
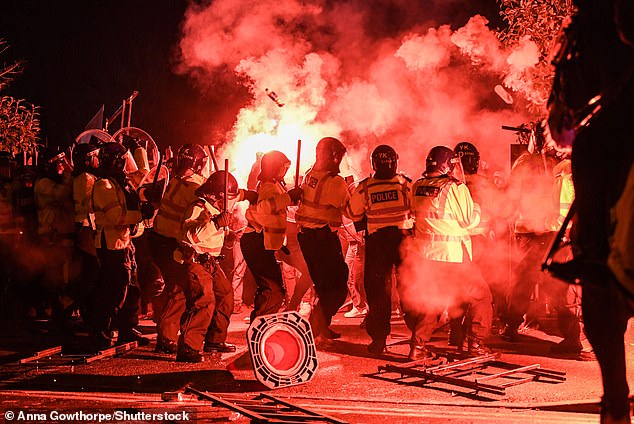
[194,171,249,355]
[165,171,242,363]
[502,150,559,341]
[347,145,421,355]
[149,144,210,355]
[410,146,493,358]
[34,148,75,328]
[71,141,101,313]
[452,142,507,344]
[295,137,350,340]
[89,142,148,349]
[241,150,301,321]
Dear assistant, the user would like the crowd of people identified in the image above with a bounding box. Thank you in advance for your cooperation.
[1,1,632,422]
[0,131,583,363]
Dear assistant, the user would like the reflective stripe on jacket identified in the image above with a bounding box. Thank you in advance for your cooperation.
[181,199,224,257]
[92,178,142,250]
[154,174,205,239]
[550,159,575,231]
[296,169,350,231]
[245,181,290,250]
[410,175,480,263]
[73,172,97,226]
[347,175,412,234]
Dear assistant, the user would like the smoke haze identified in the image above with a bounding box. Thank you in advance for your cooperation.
[177,0,543,183]
[176,0,560,318]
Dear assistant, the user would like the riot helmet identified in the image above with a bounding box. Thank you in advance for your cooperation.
[176,144,208,176]
[315,136,346,174]
[371,144,398,179]
[454,142,480,175]
[71,143,100,175]
[425,145,459,176]
[39,147,68,182]
[259,150,291,183]
[99,142,128,180]
[196,170,240,211]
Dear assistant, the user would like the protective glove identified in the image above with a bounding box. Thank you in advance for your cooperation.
[279,245,291,255]
[121,135,143,152]
[287,186,303,204]
[140,202,155,220]
[122,183,140,211]
[211,211,231,228]
[242,189,258,205]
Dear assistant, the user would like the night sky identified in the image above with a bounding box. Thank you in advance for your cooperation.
[0,0,502,152]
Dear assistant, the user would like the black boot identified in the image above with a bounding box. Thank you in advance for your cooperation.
[467,338,493,356]
[408,344,434,361]
[176,343,204,363]
[155,337,178,354]
[204,342,237,353]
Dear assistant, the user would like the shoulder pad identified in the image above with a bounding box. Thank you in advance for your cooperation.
[397,173,412,183]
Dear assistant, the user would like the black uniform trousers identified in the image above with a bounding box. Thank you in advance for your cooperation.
[91,244,140,336]
[365,227,427,347]
[240,230,285,321]
[148,231,217,351]
[298,226,348,336]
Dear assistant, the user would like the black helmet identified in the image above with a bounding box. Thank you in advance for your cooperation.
[72,143,100,174]
[259,150,291,182]
[425,145,459,176]
[195,170,239,201]
[454,142,480,175]
[39,147,67,180]
[315,136,346,173]
[371,144,398,179]
[99,142,128,177]
[176,144,208,175]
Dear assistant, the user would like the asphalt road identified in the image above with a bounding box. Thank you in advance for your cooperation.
[1,306,633,423]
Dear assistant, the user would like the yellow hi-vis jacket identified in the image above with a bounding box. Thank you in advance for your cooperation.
[153,174,205,240]
[34,175,75,241]
[295,169,350,231]
[180,198,225,257]
[346,174,413,234]
[245,180,291,250]
[410,175,481,263]
[73,172,97,227]
[549,159,574,231]
[92,178,142,250]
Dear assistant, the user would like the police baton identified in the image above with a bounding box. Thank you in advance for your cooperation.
[295,139,301,188]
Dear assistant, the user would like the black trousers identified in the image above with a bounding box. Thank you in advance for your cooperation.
[91,245,140,335]
[241,231,285,321]
[298,226,348,336]
[365,228,428,346]
[204,264,233,345]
